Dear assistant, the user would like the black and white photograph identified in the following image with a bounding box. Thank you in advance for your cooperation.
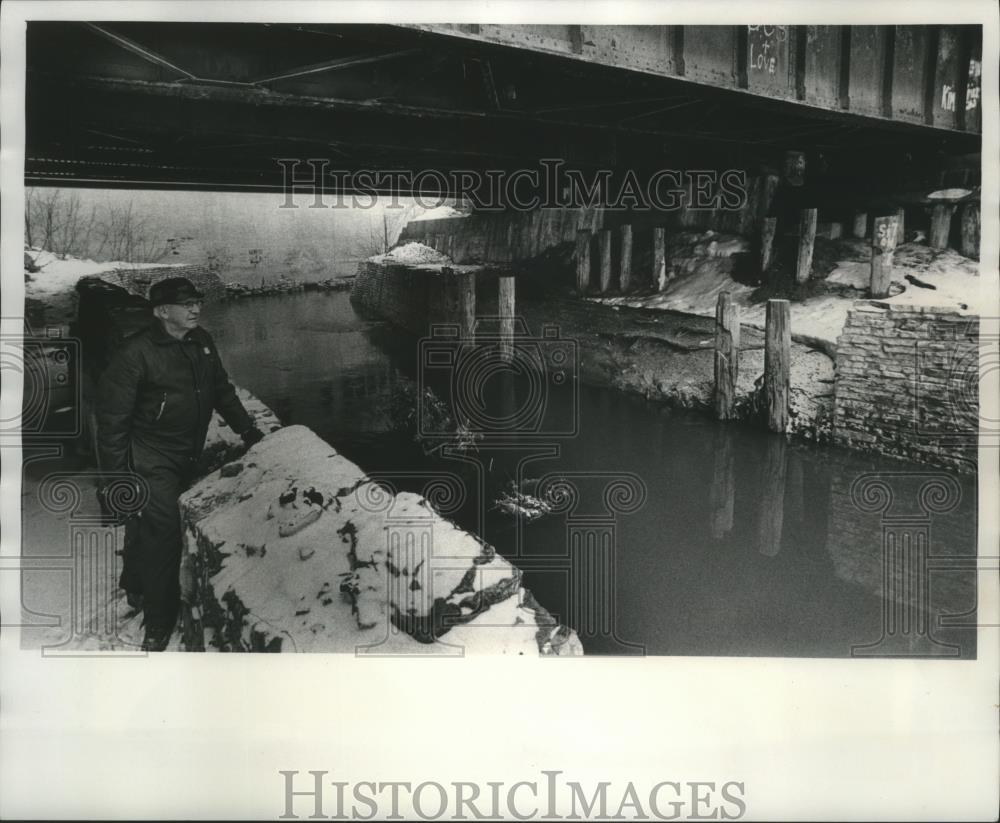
[1,1,997,819]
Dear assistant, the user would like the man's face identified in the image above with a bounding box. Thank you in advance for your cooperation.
[156,300,202,335]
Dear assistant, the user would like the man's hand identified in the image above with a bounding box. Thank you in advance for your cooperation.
[96,479,144,527]
[241,426,264,447]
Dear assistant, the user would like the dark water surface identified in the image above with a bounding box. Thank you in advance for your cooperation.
[203,292,978,658]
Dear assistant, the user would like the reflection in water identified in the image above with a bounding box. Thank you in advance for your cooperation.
[203,292,978,658]
[756,434,786,558]
[709,426,735,539]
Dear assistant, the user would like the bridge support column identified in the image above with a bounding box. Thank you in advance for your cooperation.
[929,203,956,249]
[575,229,591,293]
[852,212,868,239]
[598,230,612,293]
[498,275,515,362]
[760,217,777,274]
[653,227,667,290]
[796,208,817,284]
[619,224,633,292]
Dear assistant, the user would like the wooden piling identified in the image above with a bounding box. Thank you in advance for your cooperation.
[760,217,777,273]
[796,208,818,284]
[895,207,905,246]
[929,203,955,249]
[575,229,592,293]
[498,275,515,361]
[653,227,667,290]
[619,224,633,292]
[598,229,613,293]
[852,212,867,239]
[764,299,790,433]
[960,202,980,258]
[713,292,740,420]
[870,215,898,299]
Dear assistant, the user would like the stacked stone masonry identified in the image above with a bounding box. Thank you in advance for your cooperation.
[108,263,226,300]
[833,303,979,472]
[352,261,481,336]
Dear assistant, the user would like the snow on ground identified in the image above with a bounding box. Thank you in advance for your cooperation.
[409,205,467,221]
[372,241,451,266]
[369,241,480,273]
[593,236,984,348]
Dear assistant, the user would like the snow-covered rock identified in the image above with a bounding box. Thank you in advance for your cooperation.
[372,242,452,267]
[179,425,583,655]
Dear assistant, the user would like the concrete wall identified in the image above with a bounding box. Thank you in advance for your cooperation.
[400,176,779,272]
[833,303,979,471]
[399,207,603,264]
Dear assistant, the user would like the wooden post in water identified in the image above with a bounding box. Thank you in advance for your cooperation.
[598,229,613,293]
[870,215,898,298]
[895,207,905,246]
[713,292,740,420]
[929,203,955,249]
[796,208,817,284]
[619,224,633,292]
[760,217,778,274]
[764,299,790,433]
[653,227,667,290]
[575,229,591,293]
[498,275,515,362]
[852,212,867,239]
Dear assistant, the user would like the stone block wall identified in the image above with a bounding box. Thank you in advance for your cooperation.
[352,261,494,337]
[833,303,979,471]
[107,263,226,300]
[351,262,436,335]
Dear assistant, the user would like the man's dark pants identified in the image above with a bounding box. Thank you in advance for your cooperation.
[119,440,192,637]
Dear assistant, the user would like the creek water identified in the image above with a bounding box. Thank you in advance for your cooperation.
[203,291,978,658]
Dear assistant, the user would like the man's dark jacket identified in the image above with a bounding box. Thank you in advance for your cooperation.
[97,319,253,473]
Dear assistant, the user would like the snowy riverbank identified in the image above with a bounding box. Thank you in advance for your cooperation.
[18,250,582,654]
[591,233,982,349]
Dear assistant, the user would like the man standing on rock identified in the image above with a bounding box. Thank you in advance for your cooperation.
[97,277,264,651]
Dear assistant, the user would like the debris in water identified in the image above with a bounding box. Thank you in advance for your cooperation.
[495,490,553,522]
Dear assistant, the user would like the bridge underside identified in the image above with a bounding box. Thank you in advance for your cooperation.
[25,22,981,193]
